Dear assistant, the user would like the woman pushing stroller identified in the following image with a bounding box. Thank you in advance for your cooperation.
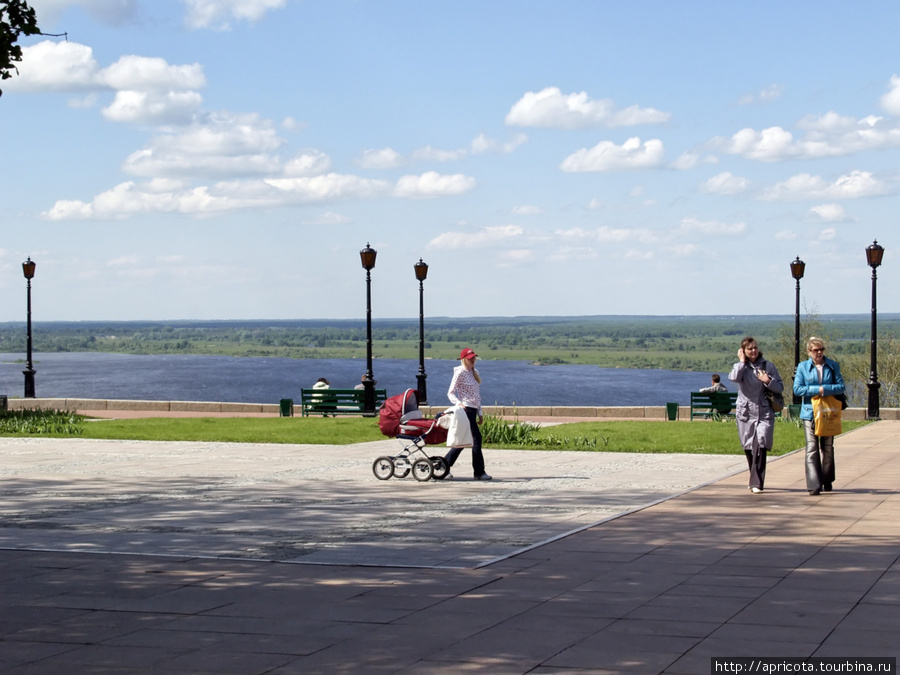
[443,348,493,481]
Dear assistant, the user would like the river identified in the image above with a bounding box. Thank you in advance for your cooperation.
[0,352,727,407]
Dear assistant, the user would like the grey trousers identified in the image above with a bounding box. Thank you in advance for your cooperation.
[803,420,835,492]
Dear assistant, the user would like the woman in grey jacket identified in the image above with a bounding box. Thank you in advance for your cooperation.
[729,337,784,493]
[793,337,845,495]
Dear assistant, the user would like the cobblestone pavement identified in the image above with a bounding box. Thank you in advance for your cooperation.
[0,438,744,568]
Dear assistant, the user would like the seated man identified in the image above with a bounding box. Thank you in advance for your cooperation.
[699,374,727,393]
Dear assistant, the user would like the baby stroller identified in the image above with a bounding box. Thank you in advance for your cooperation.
[374,388,450,481]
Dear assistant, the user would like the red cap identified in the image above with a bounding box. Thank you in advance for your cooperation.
[460,348,478,360]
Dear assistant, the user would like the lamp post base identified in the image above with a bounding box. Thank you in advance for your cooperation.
[866,381,881,421]
[416,373,428,405]
[23,368,36,399]
[362,378,376,416]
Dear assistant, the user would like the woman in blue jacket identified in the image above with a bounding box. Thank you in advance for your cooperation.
[793,337,845,495]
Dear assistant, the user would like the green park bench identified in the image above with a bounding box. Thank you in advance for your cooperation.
[300,388,387,417]
[690,391,738,420]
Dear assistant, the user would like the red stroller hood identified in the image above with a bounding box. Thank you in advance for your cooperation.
[378,388,420,438]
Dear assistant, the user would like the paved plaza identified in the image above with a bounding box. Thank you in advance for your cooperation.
[1,422,899,673]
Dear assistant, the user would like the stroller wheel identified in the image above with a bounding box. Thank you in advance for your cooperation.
[393,457,411,478]
[430,456,449,480]
[372,456,395,480]
[412,459,434,482]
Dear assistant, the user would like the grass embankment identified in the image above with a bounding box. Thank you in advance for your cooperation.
[2,410,871,455]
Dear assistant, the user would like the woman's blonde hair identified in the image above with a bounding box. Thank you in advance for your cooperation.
[807,336,825,352]
[460,358,482,383]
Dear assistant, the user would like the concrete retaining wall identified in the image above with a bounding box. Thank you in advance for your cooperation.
[5,398,895,421]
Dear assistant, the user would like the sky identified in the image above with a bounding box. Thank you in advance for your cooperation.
[1,0,899,322]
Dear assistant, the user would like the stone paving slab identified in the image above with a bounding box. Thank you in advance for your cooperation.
[0,437,744,568]
[1,422,898,673]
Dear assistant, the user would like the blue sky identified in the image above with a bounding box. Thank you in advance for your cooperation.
[1,0,898,322]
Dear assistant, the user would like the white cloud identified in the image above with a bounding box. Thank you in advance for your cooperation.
[264,174,389,201]
[356,148,404,169]
[809,204,852,222]
[699,171,751,195]
[122,113,285,178]
[718,92,900,163]
[357,134,526,169]
[560,137,665,172]
[7,41,206,96]
[103,55,205,91]
[427,225,523,250]
[722,126,806,161]
[819,228,838,241]
[411,146,468,162]
[505,87,670,129]
[671,152,700,170]
[512,205,542,215]
[555,226,660,245]
[5,41,103,91]
[676,217,747,236]
[761,170,889,201]
[102,90,203,124]
[44,172,393,220]
[284,151,332,177]
[774,230,800,241]
[881,74,900,115]
[393,172,476,199]
[796,111,860,132]
[182,0,287,30]
[470,132,528,154]
[737,83,783,105]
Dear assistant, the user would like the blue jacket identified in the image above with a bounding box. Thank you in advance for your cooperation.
[793,357,845,421]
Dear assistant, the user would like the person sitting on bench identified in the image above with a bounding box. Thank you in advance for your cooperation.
[699,374,727,393]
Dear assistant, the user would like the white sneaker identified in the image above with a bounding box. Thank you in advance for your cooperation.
[750,486,762,493]
[444,472,453,480]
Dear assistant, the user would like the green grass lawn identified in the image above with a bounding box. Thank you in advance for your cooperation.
[75,416,387,444]
[522,419,871,455]
[5,413,872,455]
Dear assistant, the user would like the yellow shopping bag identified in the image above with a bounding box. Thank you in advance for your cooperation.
[812,395,842,437]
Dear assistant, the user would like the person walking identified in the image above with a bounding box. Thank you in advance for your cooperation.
[729,337,784,493]
[443,348,492,481]
[793,337,845,495]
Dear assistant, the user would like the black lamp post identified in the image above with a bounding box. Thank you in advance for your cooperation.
[414,258,429,404]
[22,257,37,398]
[790,256,805,405]
[866,240,884,420]
[360,243,377,415]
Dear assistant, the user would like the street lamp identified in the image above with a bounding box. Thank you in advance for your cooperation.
[414,258,429,404]
[866,240,884,420]
[790,256,805,405]
[360,243,377,415]
[22,257,37,398]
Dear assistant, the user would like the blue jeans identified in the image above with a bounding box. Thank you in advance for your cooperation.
[443,406,485,477]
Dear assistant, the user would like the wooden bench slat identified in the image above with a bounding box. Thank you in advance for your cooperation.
[690,391,737,420]
[299,388,387,417]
